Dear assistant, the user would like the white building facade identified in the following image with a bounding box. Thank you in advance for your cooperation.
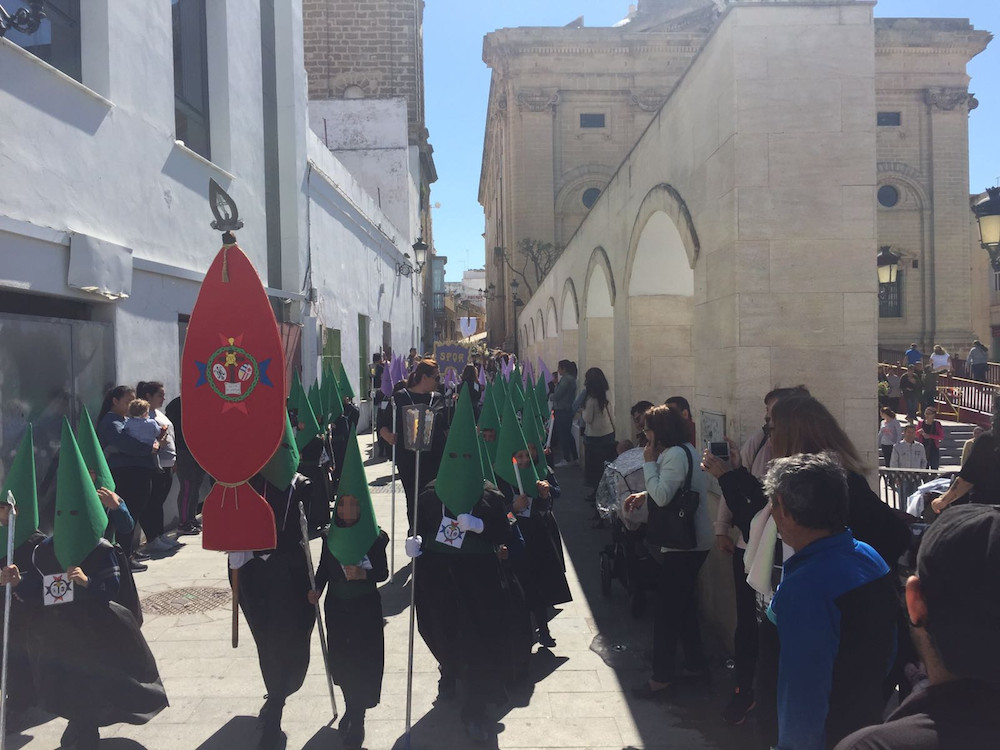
[0,1,423,518]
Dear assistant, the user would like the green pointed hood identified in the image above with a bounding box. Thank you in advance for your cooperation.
[76,408,115,492]
[308,380,324,427]
[477,383,502,465]
[290,370,321,450]
[436,388,485,516]
[508,375,525,412]
[336,360,355,400]
[1,425,39,554]
[323,362,345,422]
[493,397,540,496]
[522,393,549,475]
[479,434,497,486]
[327,429,380,566]
[260,412,300,490]
[493,373,508,412]
[54,418,108,569]
[535,373,549,419]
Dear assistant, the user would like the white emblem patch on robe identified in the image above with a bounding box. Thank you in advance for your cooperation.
[43,573,74,606]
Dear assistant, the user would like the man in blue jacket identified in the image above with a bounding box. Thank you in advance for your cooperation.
[760,452,899,750]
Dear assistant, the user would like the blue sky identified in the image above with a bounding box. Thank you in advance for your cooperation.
[423,1,1000,281]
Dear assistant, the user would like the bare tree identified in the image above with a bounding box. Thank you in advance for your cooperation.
[499,238,562,297]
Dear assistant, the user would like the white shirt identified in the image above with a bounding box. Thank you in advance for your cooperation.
[929,352,951,372]
[889,440,927,470]
[153,408,177,468]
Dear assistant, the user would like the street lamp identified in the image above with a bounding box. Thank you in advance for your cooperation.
[972,187,1000,271]
[510,279,524,354]
[479,282,498,301]
[0,1,44,37]
[396,237,430,277]
[876,245,900,298]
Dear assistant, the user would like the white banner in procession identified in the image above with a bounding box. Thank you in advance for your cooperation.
[459,317,478,338]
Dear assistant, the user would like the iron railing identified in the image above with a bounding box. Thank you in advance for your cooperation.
[877,467,957,512]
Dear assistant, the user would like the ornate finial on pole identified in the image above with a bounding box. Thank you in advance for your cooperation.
[208,179,244,244]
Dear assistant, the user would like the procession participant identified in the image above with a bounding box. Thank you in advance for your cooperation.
[407,389,513,742]
[477,381,503,468]
[493,398,572,648]
[0,426,45,721]
[231,415,315,750]
[22,419,166,750]
[310,430,388,750]
[379,359,447,528]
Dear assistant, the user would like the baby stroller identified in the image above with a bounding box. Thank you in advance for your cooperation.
[596,449,661,618]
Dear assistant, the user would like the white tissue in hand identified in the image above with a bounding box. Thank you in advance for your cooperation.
[404,535,423,558]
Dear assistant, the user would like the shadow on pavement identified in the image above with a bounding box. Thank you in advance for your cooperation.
[552,462,759,750]
[193,716,282,750]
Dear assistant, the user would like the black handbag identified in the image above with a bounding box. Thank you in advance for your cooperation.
[645,445,700,550]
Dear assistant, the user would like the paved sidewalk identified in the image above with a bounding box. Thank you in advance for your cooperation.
[10,435,756,749]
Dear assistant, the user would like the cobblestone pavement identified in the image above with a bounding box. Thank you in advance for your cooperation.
[9,435,758,749]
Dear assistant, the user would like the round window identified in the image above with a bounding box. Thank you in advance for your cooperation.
[877,185,899,208]
[582,188,601,209]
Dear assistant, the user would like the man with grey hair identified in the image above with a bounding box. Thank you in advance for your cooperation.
[758,452,899,750]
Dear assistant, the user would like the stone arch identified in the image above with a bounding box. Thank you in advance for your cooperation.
[582,247,616,392]
[530,317,537,345]
[623,184,700,289]
[622,184,698,409]
[536,310,545,339]
[545,298,559,338]
[582,247,616,320]
[560,278,579,331]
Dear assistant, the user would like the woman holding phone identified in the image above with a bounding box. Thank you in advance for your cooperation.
[624,406,713,699]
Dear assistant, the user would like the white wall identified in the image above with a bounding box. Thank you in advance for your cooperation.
[308,98,415,245]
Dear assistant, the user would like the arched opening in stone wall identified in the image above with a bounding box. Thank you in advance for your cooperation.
[583,249,616,395]
[560,279,580,368]
[625,191,697,411]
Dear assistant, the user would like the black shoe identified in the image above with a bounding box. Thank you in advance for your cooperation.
[177,522,201,536]
[132,550,151,561]
[129,557,149,573]
[722,688,756,725]
[61,721,99,749]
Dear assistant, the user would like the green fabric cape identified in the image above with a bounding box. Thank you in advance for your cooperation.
[336,360,355,400]
[493,397,540,496]
[76,408,115,492]
[534,373,549,421]
[327,428,380,565]
[54,418,108,569]
[1,425,39,553]
[260,412,300,490]
[493,373,508,413]
[290,370,321,450]
[435,389,485,516]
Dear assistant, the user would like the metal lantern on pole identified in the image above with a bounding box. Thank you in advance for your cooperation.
[876,245,900,300]
[972,187,1000,271]
[401,402,437,748]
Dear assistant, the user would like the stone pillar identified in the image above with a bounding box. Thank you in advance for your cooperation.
[925,87,978,348]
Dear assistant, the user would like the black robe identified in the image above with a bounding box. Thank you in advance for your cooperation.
[412,480,513,710]
[233,476,316,703]
[314,530,389,709]
[2,530,46,709]
[496,474,572,611]
[23,538,167,727]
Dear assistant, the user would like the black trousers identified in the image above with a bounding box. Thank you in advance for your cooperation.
[583,438,616,490]
[652,550,708,681]
[731,548,758,694]
[880,444,893,467]
[142,468,173,540]
[111,466,153,557]
[923,440,940,470]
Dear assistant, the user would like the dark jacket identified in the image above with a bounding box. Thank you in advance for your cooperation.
[96,412,157,470]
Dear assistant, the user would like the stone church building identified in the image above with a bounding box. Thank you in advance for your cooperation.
[480,0,993,419]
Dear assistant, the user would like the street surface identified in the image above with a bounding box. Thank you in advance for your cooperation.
[10,434,755,750]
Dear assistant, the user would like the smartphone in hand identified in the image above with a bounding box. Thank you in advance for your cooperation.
[709,441,730,461]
